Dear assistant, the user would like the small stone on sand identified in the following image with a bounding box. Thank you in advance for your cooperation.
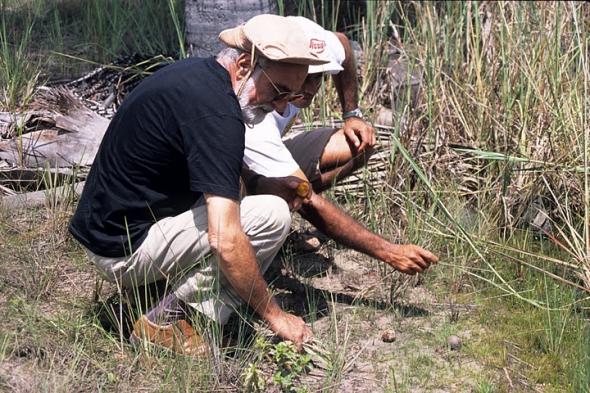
[447,335,462,351]
[381,329,396,343]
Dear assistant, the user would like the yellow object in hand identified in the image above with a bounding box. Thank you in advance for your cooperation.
[296,181,310,198]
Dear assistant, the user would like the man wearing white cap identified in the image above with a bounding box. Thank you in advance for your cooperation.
[69,14,328,355]
[243,17,439,283]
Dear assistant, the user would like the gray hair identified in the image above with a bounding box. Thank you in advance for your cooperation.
[216,47,242,62]
[216,47,269,68]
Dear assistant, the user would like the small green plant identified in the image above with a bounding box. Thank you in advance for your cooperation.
[242,338,311,393]
[474,378,496,393]
[242,361,266,393]
[270,341,311,393]
[0,334,9,363]
[569,320,590,392]
[387,367,411,393]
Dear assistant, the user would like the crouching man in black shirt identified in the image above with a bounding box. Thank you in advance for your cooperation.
[69,15,328,355]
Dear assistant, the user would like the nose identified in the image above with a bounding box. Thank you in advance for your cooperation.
[272,98,289,114]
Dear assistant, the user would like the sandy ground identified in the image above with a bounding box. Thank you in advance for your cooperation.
[0,213,540,392]
[266,235,502,392]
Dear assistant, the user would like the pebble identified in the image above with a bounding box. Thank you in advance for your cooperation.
[447,335,462,351]
[381,329,396,343]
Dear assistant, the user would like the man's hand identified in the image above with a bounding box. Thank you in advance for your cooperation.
[379,243,439,275]
[342,117,376,153]
[252,175,312,211]
[267,310,313,352]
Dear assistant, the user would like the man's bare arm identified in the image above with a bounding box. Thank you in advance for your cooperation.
[332,32,359,113]
[243,169,437,274]
[205,194,312,348]
[331,32,376,151]
[299,193,438,275]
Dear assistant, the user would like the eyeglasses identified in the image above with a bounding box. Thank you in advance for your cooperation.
[258,66,304,102]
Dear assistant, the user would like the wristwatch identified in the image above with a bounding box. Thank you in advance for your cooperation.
[343,108,363,120]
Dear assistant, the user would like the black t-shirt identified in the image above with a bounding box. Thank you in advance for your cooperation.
[69,56,244,258]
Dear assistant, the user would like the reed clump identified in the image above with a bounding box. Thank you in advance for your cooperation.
[353,2,590,293]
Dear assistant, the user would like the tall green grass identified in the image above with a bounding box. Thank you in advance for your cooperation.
[0,0,184,110]
[369,2,590,294]
[0,7,39,110]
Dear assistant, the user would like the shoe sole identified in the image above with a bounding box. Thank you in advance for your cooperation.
[129,332,208,358]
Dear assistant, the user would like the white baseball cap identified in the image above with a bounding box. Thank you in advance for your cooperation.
[287,16,345,75]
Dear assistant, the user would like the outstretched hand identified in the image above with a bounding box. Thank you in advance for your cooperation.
[342,117,376,153]
[380,244,439,275]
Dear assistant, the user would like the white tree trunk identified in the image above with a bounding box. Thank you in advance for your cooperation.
[184,0,278,57]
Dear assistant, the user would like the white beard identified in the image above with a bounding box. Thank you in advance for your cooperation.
[237,70,274,126]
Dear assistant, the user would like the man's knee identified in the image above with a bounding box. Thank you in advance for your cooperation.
[261,195,291,238]
[241,195,291,241]
[321,129,350,166]
[321,129,374,170]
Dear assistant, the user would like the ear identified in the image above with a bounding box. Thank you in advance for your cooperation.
[235,53,253,81]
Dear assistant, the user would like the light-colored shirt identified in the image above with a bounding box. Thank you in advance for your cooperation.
[243,103,301,177]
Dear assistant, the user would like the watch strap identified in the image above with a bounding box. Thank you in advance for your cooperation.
[343,108,363,120]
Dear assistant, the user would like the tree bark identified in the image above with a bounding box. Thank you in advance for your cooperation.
[184,0,278,58]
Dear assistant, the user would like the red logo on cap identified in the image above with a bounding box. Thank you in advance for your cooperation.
[309,38,326,54]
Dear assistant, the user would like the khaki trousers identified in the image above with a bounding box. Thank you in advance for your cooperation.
[86,195,291,325]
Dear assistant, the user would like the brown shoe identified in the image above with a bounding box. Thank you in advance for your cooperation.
[130,315,209,357]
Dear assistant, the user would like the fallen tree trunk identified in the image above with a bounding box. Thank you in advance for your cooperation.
[0,88,109,168]
[0,181,85,210]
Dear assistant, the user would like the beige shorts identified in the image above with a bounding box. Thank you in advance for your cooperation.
[86,194,291,325]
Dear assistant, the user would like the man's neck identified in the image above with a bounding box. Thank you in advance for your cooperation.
[217,58,239,93]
